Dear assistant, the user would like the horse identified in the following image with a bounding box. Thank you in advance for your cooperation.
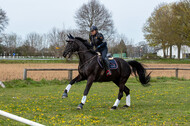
[62,34,151,110]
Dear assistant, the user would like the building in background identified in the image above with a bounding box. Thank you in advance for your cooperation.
[157,45,190,59]
[113,53,127,58]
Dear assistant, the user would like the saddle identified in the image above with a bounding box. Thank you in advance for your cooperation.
[97,53,118,69]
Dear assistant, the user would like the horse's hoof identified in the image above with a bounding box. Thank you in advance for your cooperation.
[123,105,130,108]
[62,93,68,99]
[110,106,117,110]
[77,103,83,110]
[77,106,82,110]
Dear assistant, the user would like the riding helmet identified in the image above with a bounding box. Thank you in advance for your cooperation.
[90,26,98,32]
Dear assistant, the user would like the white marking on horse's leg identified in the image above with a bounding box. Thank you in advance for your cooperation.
[113,99,120,107]
[65,84,72,92]
[81,96,87,104]
[126,94,130,106]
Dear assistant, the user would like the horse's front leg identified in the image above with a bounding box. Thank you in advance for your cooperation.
[77,75,95,110]
[62,75,83,98]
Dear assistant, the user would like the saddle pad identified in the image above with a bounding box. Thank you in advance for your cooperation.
[97,57,118,69]
[109,59,118,69]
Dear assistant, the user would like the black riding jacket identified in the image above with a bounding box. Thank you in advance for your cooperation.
[89,32,106,50]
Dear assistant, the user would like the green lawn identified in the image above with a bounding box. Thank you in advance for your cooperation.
[136,58,190,64]
[0,78,189,126]
[0,59,78,64]
[0,58,190,64]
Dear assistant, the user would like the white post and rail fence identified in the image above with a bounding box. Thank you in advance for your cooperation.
[0,110,45,126]
[145,68,190,78]
[23,68,78,80]
[23,68,190,80]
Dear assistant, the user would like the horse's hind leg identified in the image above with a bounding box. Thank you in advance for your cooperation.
[112,75,130,109]
[123,86,130,108]
[112,83,130,108]
[62,75,83,98]
[111,79,126,110]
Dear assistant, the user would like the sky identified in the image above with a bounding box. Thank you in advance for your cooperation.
[0,0,179,43]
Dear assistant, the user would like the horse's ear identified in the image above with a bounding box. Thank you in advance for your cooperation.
[67,34,71,39]
[69,33,75,39]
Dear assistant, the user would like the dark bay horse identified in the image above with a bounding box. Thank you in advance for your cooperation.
[62,35,151,110]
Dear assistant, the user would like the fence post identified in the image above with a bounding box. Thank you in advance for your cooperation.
[175,68,179,78]
[0,81,5,88]
[68,70,73,80]
[23,69,27,80]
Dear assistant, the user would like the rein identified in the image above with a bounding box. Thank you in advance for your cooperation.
[78,53,97,69]
[77,50,91,53]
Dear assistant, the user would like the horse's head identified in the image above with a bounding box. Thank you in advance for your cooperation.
[63,34,79,58]
[63,34,96,58]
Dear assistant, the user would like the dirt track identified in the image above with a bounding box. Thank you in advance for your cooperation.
[0,63,190,81]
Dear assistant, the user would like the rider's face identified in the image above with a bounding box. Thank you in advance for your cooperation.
[91,30,97,35]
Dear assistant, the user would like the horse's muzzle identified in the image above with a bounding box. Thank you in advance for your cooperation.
[63,51,68,58]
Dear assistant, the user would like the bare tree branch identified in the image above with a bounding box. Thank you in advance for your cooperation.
[0,8,8,33]
[75,0,115,40]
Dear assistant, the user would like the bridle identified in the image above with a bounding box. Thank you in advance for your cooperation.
[67,39,91,54]
[65,37,98,69]
[77,50,91,53]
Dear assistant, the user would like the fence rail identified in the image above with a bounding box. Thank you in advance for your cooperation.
[23,68,78,80]
[23,68,190,80]
[145,68,190,78]
[0,110,45,126]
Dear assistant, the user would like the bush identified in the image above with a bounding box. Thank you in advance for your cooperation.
[141,53,161,60]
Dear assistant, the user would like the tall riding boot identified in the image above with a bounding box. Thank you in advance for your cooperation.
[104,59,112,76]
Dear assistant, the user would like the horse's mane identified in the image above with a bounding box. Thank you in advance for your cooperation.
[75,37,92,49]
[75,37,86,42]
[75,37,96,54]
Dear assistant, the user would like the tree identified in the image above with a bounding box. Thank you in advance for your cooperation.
[47,28,67,57]
[172,0,190,42]
[16,42,36,56]
[143,4,173,58]
[0,8,8,50]
[143,1,190,59]
[2,33,22,55]
[0,44,6,55]
[75,0,114,40]
[109,39,127,56]
[26,32,43,50]
[171,0,190,59]
[0,8,8,33]
[118,40,127,55]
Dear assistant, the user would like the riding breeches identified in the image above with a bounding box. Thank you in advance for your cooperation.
[99,47,110,70]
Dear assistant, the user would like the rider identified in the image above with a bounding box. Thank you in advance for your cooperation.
[89,26,112,76]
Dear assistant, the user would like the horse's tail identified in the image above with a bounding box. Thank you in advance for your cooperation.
[128,60,151,86]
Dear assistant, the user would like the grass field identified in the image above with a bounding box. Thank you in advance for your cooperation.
[136,58,190,64]
[0,59,78,64]
[0,77,189,126]
[0,58,190,64]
